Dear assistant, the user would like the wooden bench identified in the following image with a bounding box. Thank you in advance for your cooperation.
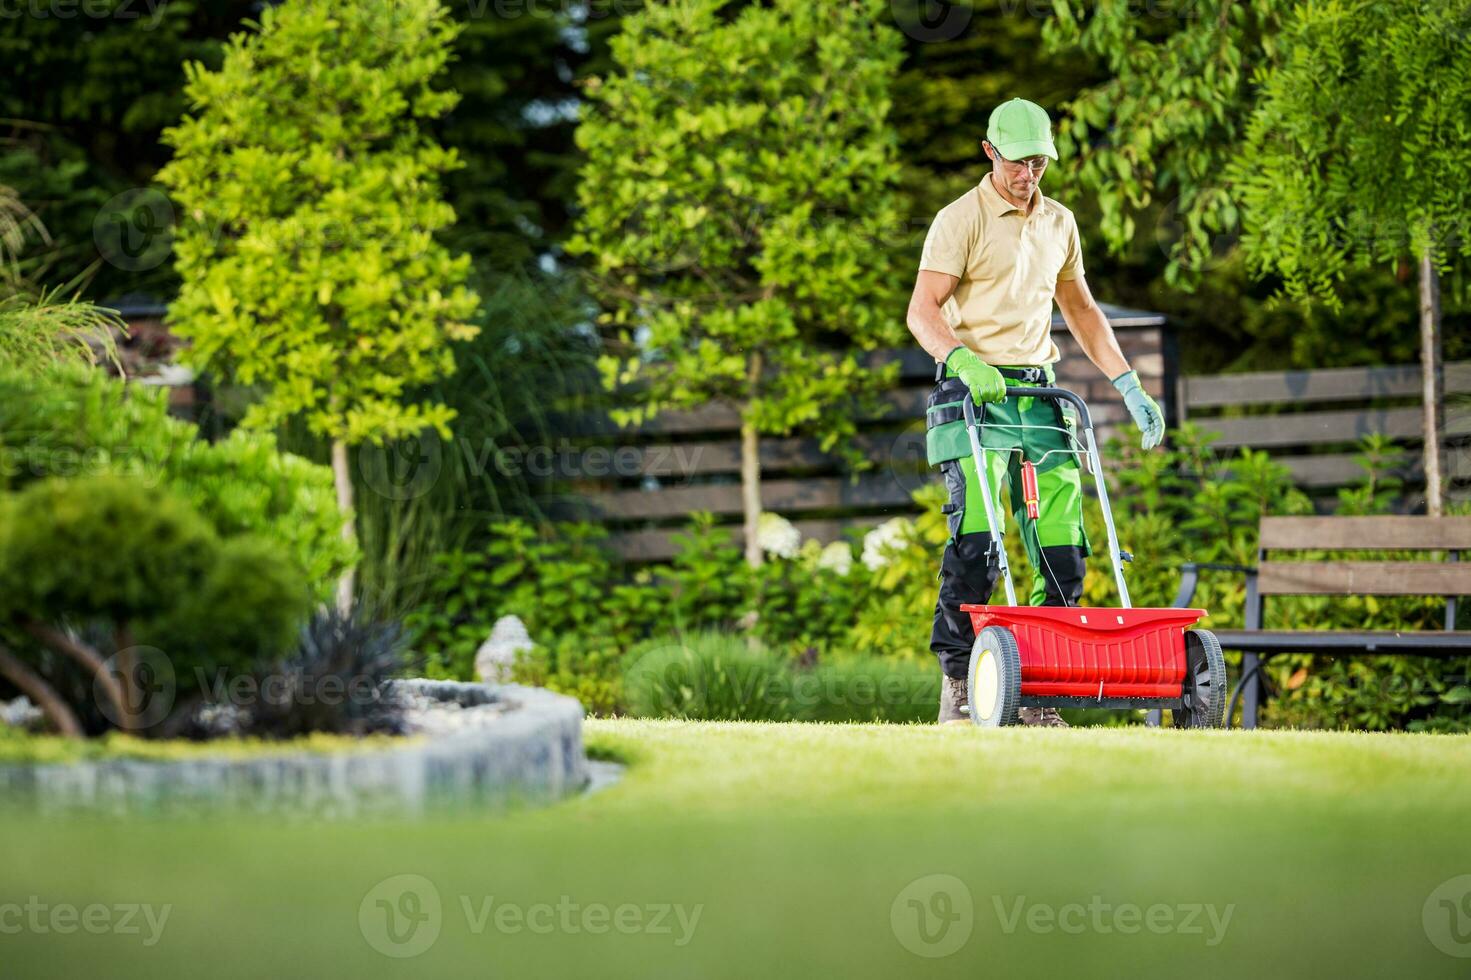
[1172,516,1471,728]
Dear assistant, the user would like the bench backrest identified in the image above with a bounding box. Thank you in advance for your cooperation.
[1256,516,1471,597]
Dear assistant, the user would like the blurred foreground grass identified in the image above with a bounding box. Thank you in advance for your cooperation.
[3,719,1470,978]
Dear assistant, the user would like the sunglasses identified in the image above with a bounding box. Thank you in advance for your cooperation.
[990,145,1049,174]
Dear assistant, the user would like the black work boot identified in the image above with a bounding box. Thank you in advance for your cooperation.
[938,676,970,725]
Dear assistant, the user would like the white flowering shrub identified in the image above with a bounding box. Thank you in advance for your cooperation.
[816,541,854,576]
[756,511,802,559]
[861,517,915,571]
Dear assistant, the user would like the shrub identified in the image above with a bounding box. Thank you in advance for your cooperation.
[147,535,313,677]
[406,428,1465,730]
[408,519,625,679]
[0,474,219,626]
[797,657,941,724]
[510,636,626,718]
[0,474,315,737]
[242,607,411,739]
[166,430,352,601]
[0,362,353,603]
[622,633,795,722]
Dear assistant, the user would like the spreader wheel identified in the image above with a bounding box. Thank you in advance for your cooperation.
[967,626,1021,727]
[1175,628,1228,729]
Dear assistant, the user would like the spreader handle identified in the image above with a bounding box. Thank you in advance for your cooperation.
[959,384,1133,609]
[995,384,1093,430]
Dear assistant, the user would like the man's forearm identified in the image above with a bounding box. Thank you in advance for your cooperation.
[907,302,965,365]
[1068,304,1130,379]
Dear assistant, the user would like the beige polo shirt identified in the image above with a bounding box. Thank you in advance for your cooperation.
[918,173,1084,365]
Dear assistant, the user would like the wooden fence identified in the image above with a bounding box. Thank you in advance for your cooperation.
[556,343,1471,561]
[1178,361,1471,490]
[552,308,1171,561]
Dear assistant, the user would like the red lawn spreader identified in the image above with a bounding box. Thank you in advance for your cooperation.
[957,388,1227,728]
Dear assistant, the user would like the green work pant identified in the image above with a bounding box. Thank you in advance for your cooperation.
[927,370,1092,679]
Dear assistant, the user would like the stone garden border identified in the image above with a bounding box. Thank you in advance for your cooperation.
[0,680,587,816]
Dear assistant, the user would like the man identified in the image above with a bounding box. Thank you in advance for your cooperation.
[906,98,1164,728]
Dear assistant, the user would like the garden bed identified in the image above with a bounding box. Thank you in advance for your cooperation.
[0,680,587,816]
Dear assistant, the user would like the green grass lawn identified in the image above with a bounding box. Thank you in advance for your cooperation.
[3,720,1471,978]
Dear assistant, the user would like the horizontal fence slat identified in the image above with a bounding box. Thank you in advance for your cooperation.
[1260,516,1471,551]
[1258,561,1471,596]
[558,432,925,479]
[1277,448,1471,488]
[1205,406,1471,450]
[1184,360,1471,409]
[553,472,933,522]
[567,389,931,437]
[605,516,889,562]
[1208,629,1471,654]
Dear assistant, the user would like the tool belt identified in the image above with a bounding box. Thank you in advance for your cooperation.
[923,362,1056,466]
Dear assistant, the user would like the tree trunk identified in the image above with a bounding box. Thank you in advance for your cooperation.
[23,619,125,728]
[332,437,357,615]
[1419,250,1445,517]
[0,644,82,738]
[741,350,764,569]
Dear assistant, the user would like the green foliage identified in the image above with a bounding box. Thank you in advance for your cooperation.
[434,3,632,273]
[410,422,1467,730]
[156,0,480,447]
[1230,0,1471,305]
[1086,424,1314,614]
[0,291,121,372]
[148,535,313,677]
[623,632,794,722]
[244,607,411,738]
[565,0,909,465]
[0,2,255,297]
[0,362,353,602]
[0,474,312,683]
[1038,0,1470,370]
[1042,0,1289,287]
[0,474,219,626]
[620,633,942,723]
[167,428,352,603]
[800,657,940,725]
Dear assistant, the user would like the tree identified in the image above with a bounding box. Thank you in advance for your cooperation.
[1041,0,1291,289]
[1228,0,1471,514]
[564,0,908,567]
[157,0,480,610]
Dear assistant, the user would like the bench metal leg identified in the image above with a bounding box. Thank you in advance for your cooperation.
[1241,653,1261,729]
[1144,709,1162,727]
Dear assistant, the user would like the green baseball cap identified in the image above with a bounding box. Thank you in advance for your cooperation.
[986,98,1058,161]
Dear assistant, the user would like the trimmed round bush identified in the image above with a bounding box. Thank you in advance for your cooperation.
[0,474,220,624]
[623,632,795,722]
[143,534,312,676]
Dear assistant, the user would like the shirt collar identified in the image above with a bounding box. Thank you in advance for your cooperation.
[979,172,1046,218]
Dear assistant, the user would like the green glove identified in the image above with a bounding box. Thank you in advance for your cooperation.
[1111,369,1164,450]
[945,346,1006,405]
